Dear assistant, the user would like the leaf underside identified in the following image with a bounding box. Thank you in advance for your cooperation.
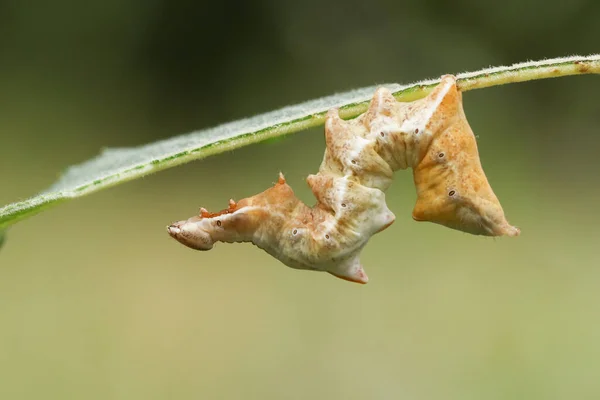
[1,55,599,232]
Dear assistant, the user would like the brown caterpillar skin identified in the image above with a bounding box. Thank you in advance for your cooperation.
[408,81,520,236]
[168,75,518,283]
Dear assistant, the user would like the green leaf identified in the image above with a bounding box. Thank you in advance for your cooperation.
[1,55,599,231]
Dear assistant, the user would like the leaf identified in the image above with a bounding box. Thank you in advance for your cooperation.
[1,55,599,231]
[0,229,6,249]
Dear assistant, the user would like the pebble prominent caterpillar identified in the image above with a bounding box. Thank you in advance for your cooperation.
[167,75,519,284]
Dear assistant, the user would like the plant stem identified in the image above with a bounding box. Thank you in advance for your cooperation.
[388,55,600,104]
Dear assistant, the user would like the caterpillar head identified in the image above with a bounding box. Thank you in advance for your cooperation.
[167,214,216,250]
[167,198,256,251]
[410,75,519,237]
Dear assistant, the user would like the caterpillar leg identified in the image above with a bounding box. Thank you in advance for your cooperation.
[327,255,368,284]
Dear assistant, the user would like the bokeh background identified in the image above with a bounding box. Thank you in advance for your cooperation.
[1,1,600,399]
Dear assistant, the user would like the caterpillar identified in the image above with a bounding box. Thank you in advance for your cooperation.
[167,75,519,284]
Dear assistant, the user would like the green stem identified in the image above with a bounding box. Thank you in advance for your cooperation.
[1,55,599,230]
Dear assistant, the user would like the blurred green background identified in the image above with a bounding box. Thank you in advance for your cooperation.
[1,1,600,399]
